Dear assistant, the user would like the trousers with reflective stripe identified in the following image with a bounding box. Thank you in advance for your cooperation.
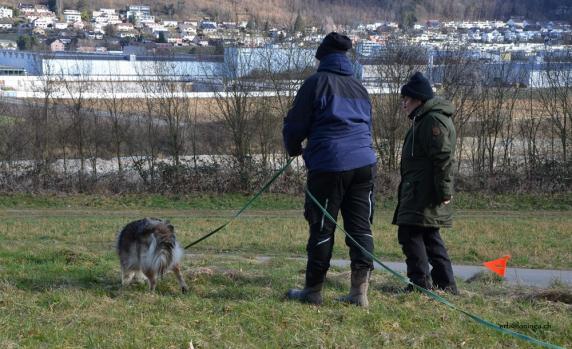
[303,164,376,287]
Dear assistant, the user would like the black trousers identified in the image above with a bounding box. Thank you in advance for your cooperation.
[304,165,375,287]
[397,225,456,290]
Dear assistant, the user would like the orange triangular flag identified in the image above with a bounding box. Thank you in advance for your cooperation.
[483,255,511,277]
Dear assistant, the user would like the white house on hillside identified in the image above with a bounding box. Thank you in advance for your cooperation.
[54,22,69,30]
[93,10,121,25]
[116,23,134,31]
[63,10,82,23]
[163,20,178,27]
[178,23,197,34]
[0,7,13,18]
[20,5,51,15]
[0,39,16,49]
[33,16,55,29]
[0,18,13,30]
[126,5,154,23]
[93,8,116,17]
[139,16,156,25]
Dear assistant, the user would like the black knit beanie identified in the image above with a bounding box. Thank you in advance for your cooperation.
[401,71,434,102]
[315,32,352,60]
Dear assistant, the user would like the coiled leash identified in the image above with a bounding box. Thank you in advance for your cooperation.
[304,188,564,349]
[183,157,296,250]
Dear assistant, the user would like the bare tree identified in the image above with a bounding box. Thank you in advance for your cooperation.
[536,50,572,163]
[23,54,60,189]
[434,46,480,174]
[209,47,259,189]
[518,87,544,177]
[189,95,202,172]
[86,101,104,182]
[0,93,27,190]
[254,43,315,169]
[367,39,428,171]
[0,117,28,190]
[57,60,94,191]
[150,57,193,170]
[101,68,131,177]
[134,71,162,189]
[470,61,520,176]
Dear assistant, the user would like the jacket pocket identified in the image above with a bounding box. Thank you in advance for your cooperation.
[434,201,452,222]
[399,181,416,205]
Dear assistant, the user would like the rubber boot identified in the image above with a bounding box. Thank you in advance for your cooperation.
[403,277,433,293]
[438,284,459,295]
[338,269,370,307]
[286,283,323,305]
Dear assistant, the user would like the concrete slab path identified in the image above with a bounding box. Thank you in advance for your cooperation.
[188,254,572,288]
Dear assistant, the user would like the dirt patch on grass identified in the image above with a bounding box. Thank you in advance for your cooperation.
[60,249,98,266]
[466,271,504,284]
[522,289,572,305]
[187,267,257,281]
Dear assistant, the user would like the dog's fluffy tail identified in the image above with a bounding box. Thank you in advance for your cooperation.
[143,235,185,276]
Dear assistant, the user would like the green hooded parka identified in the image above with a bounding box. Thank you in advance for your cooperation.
[392,97,456,228]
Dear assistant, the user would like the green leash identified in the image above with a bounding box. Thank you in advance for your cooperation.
[183,157,295,250]
[181,154,563,349]
[304,188,564,349]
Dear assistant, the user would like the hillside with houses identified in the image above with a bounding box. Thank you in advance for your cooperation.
[0,2,569,56]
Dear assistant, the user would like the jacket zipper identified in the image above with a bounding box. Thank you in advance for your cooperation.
[411,115,417,158]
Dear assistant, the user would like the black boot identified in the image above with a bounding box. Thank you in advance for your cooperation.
[286,283,323,305]
[437,284,459,295]
[402,276,432,293]
[338,269,371,307]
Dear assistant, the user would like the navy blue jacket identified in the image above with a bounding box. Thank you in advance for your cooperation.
[283,53,376,173]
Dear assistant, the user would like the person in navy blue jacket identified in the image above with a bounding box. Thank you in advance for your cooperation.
[284,32,377,307]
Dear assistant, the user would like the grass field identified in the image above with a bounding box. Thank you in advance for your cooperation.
[0,193,571,348]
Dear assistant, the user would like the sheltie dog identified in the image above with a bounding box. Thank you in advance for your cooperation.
[116,218,188,292]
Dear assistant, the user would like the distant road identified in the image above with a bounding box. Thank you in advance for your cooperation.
[0,86,391,99]
[0,97,177,127]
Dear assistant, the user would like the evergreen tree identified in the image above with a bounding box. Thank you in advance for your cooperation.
[247,18,256,30]
[163,4,175,17]
[104,24,116,37]
[80,10,91,21]
[47,0,57,12]
[76,0,89,12]
[399,5,417,29]
[17,35,37,50]
[176,0,186,13]
[158,32,168,43]
[293,13,305,32]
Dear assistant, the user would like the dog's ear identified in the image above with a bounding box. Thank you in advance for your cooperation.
[167,224,175,233]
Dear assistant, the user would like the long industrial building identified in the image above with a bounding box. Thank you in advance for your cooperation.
[0,50,225,78]
[0,47,570,98]
[0,46,317,78]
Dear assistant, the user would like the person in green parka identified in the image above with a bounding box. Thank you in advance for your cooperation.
[393,71,458,294]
